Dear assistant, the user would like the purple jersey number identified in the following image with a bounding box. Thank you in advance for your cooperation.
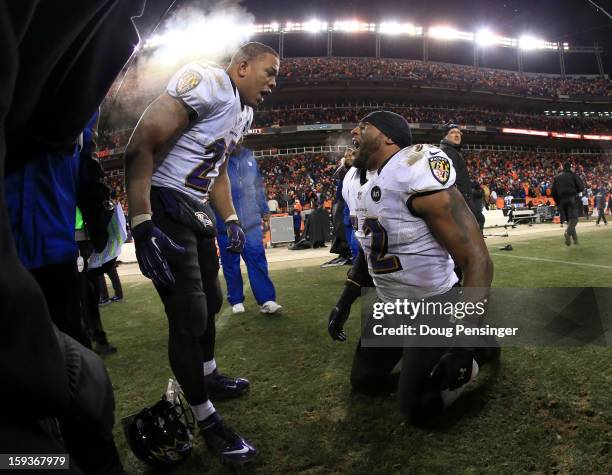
[362,217,402,275]
[185,138,237,193]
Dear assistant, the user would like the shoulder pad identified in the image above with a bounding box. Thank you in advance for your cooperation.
[389,144,456,194]
[167,63,233,118]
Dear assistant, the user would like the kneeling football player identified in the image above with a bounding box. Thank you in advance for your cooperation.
[327,111,499,423]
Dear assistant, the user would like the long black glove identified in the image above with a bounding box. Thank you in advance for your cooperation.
[328,282,361,341]
[328,248,373,341]
[328,307,349,341]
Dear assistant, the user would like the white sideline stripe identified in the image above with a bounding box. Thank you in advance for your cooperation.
[490,253,612,270]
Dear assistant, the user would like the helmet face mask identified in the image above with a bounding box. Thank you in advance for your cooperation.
[123,381,195,467]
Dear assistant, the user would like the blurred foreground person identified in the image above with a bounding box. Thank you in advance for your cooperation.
[1,0,153,471]
[216,148,282,315]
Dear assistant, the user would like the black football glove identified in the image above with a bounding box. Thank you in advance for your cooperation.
[327,280,362,342]
[430,347,475,391]
[226,220,246,253]
[328,306,351,341]
[132,220,185,288]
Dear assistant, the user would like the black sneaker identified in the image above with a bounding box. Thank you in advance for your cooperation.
[98,298,111,306]
[110,295,123,302]
[205,370,250,401]
[200,414,257,465]
[320,256,341,268]
[320,256,350,268]
[564,232,571,246]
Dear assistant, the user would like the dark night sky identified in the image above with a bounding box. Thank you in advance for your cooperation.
[138,0,612,74]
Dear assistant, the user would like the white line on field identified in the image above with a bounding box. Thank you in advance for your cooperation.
[490,253,612,270]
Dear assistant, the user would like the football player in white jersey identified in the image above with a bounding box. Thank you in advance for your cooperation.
[124,42,279,464]
[327,111,498,424]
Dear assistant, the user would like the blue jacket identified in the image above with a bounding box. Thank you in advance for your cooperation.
[5,111,99,269]
[5,148,80,269]
[216,148,269,236]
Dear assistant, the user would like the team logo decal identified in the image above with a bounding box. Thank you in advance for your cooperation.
[195,211,213,227]
[371,186,382,202]
[428,155,450,185]
[176,69,203,96]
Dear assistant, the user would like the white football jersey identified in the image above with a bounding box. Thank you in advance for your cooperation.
[152,62,253,200]
[342,144,459,302]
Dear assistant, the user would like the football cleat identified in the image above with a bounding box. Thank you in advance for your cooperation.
[205,370,250,401]
[260,301,282,314]
[200,415,257,465]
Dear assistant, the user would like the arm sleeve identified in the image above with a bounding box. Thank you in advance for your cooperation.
[346,247,374,288]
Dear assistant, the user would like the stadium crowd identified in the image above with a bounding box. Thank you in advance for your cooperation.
[98,104,611,152]
[98,56,612,151]
[252,104,611,132]
[465,151,611,200]
[281,58,612,97]
[105,151,611,215]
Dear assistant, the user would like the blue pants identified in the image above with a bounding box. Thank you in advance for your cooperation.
[217,230,276,306]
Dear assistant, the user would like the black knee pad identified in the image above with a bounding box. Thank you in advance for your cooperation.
[165,291,208,337]
[350,355,398,396]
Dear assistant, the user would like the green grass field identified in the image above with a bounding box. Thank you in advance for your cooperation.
[102,228,612,474]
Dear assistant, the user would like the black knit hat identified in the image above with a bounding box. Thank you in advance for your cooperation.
[442,122,461,137]
[360,110,412,149]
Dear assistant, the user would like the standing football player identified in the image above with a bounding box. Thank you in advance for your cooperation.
[124,42,279,464]
[327,111,498,424]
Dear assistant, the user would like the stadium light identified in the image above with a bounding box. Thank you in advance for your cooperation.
[333,21,376,32]
[476,29,495,47]
[519,35,559,50]
[253,23,280,33]
[144,18,568,51]
[379,22,420,36]
[303,19,328,33]
[429,26,473,41]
